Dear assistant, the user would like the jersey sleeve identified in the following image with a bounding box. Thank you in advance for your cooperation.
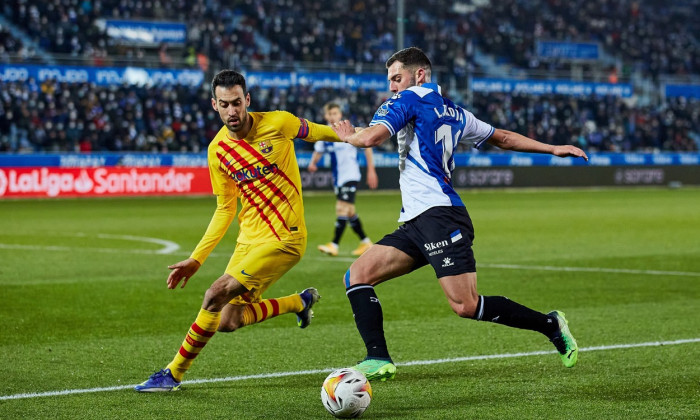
[460,108,495,149]
[207,140,238,196]
[272,111,340,142]
[313,140,328,153]
[369,94,411,136]
[273,111,304,140]
[189,193,237,264]
[191,141,239,264]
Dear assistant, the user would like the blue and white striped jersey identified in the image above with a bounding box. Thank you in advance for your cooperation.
[313,140,362,187]
[370,83,494,222]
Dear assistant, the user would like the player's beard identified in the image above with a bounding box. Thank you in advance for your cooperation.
[226,112,248,133]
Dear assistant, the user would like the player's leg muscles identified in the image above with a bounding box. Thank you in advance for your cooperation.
[217,303,246,332]
[346,244,414,287]
[440,273,558,336]
[203,273,249,311]
[336,200,354,217]
[438,272,480,317]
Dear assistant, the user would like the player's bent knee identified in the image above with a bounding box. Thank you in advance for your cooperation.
[217,317,242,332]
[451,300,479,318]
[347,261,375,286]
[202,284,231,312]
[203,275,248,311]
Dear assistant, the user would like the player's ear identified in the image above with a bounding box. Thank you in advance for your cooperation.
[245,92,251,108]
[415,67,426,84]
[211,97,218,111]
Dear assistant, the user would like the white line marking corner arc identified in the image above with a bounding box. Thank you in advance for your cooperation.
[0,233,181,255]
[94,234,180,254]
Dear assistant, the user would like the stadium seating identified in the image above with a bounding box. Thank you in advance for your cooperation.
[3,0,697,77]
[1,77,697,153]
[470,93,699,152]
[471,0,699,77]
[0,0,698,152]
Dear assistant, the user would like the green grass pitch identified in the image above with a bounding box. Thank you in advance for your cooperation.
[1,187,698,419]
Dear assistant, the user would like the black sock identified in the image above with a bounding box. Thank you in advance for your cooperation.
[474,295,558,337]
[333,217,348,244]
[349,215,367,240]
[346,284,391,360]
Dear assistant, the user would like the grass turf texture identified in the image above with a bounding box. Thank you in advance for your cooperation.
[0,188,698,419]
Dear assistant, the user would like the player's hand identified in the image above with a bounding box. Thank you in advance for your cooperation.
[308,163,318,173]
[366,168,379,189]
[331,120,356,142]
[553,145,588,161]
[167,258,201,289]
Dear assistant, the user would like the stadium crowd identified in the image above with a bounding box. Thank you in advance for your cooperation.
[0,25,25,59]
[0,79,389,153]
[0,0,698,154]
[472,93,699,152]
[2,0,698,77]
[473,0,699,78]
[1,78,697,153]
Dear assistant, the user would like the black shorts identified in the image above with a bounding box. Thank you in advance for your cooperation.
[334,181,358,204]
[377,206,476,278]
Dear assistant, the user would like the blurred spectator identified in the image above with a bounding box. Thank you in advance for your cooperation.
[2,0,697,79]
[0,79,221,152]
[470,92,698,153]
[1,78,697,153]
[470,0,699,78]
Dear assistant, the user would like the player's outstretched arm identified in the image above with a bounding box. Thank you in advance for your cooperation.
[487,128,588,161]
[363,148,379,189]
[333,121,391,148]
[169,194,236,290]
[308,151,323,172]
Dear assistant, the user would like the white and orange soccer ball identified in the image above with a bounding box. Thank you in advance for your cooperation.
[320,368,373,418]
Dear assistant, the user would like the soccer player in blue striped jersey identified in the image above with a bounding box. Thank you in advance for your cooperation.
[332,47,587,381]
[308,102,378,257]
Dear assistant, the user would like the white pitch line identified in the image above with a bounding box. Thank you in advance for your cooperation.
[478,263,700,277]
[0,233,180,255]
[1,243,698,278]
[0,243,182,256]
[72,232,180,254]
[305,257,700,278]
[1,337,698,401]
[93,234,180,254]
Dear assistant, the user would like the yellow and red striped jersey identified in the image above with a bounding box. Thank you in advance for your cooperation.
[207,111,336,244]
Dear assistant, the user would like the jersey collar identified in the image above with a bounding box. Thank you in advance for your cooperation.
[421,83,442,95]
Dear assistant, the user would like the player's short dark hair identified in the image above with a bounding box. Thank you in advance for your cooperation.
[211,70,247,99]
[323,102,342,114]
[386,47,432,73]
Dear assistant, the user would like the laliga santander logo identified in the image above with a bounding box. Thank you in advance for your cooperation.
[0,167,201,197]
[74,170,94,193]
[0,169,7,197]
[0,168,89,197]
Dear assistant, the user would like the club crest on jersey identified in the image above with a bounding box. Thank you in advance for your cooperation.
[376,100,393,117]
[258,141,273,154]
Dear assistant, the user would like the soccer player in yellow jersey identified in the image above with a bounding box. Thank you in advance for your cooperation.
[135,70,342,392]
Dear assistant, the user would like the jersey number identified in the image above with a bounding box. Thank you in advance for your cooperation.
[434,124,461,176]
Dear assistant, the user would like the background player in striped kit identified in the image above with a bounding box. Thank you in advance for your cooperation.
[308,102,378,257]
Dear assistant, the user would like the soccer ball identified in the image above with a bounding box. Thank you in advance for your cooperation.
[320,368,373,418]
